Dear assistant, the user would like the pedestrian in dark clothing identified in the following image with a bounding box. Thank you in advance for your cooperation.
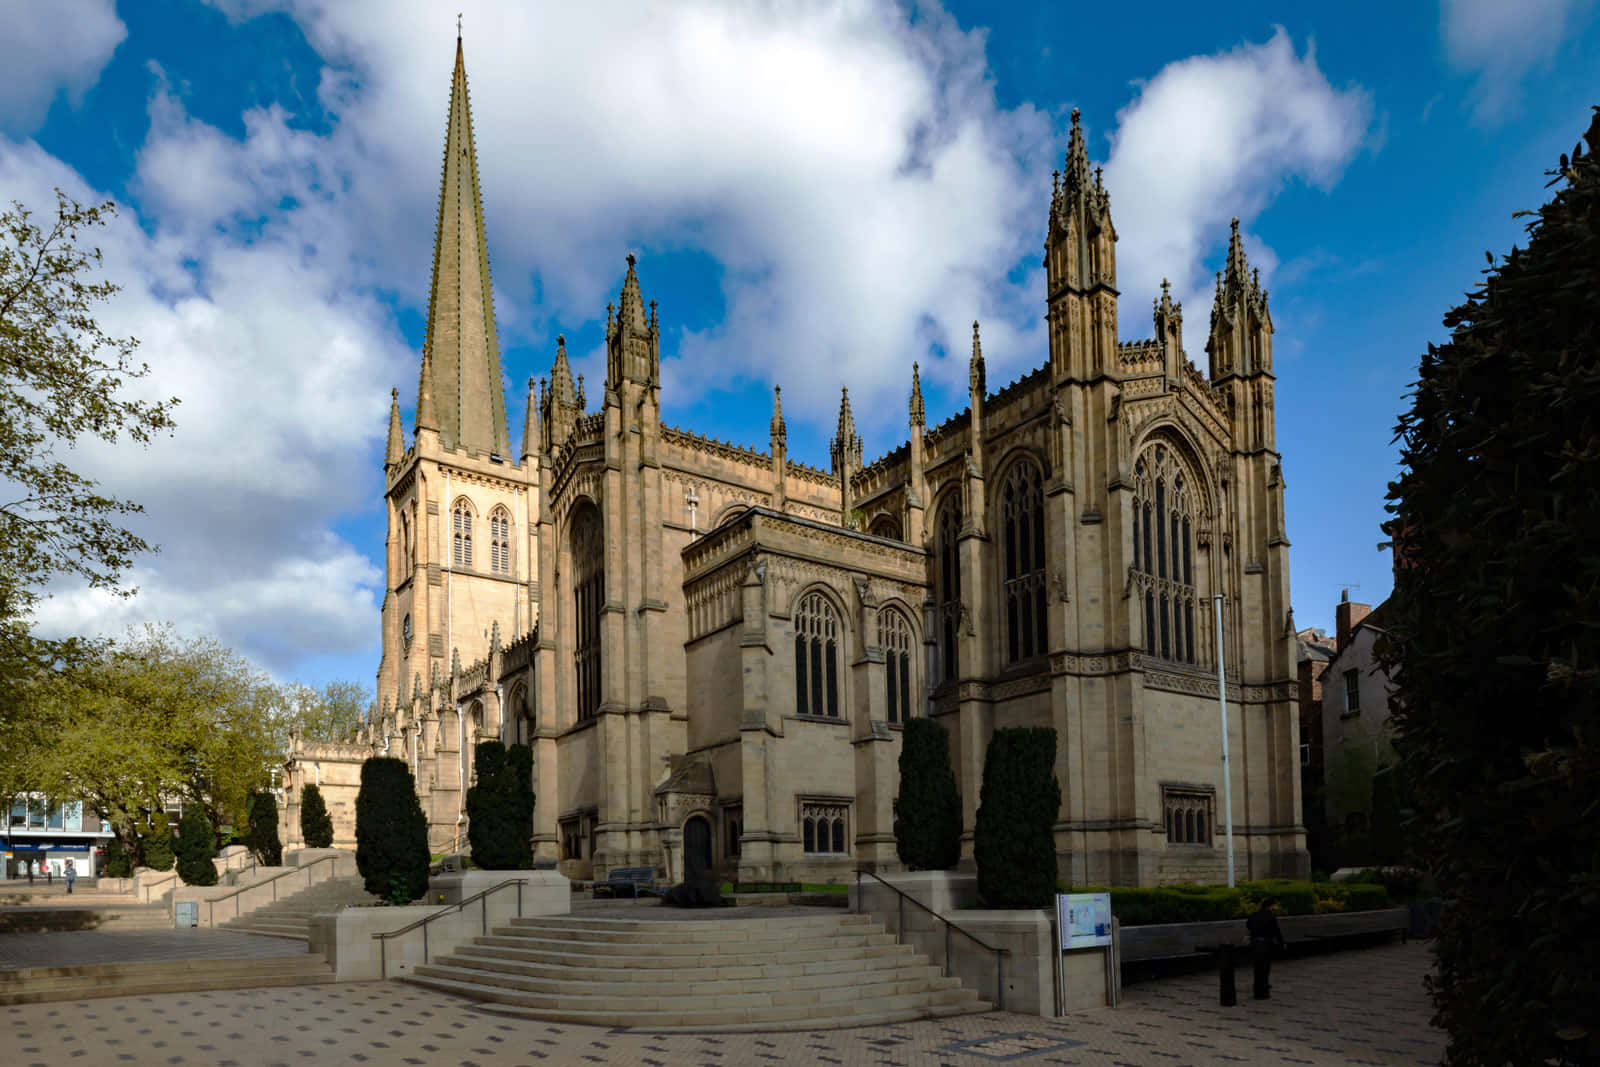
[45,861,52,886]
[64,860,76,894]
[26,859,34,886]
[1246,897,1287,999]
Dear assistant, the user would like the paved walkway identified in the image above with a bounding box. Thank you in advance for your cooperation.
[0,940,1443,1065]
[0,930,309,972]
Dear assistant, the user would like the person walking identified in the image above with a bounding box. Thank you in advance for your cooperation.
[26,858,34,886]
[45,860,53,886]
[64,859,76,894]
[1246,896,1287,1000]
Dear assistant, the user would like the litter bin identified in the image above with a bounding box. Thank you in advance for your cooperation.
[175,901,198,928]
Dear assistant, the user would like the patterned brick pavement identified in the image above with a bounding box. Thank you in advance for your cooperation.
[0,940,1443,1065]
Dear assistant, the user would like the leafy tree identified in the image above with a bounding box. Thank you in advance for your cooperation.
[174,805,218,886]
[893,718,962,870]
[299,782,334,849]
[141,811,174,871]
[244,790,281,866]
[283,680,372,744]
[102,835,133,878]
[466,741,534,870]
[0,192,177,678]
[355,757,429,904]
[1378,108,1600,1065]
[973,727,1061,907]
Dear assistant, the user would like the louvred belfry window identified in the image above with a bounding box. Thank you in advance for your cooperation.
[489,508,512,575]
[452,500,473,568]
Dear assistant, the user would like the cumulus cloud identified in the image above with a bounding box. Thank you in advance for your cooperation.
[1440,0,1590,123]
[1103,29,1371,336]
[0,0,126,134]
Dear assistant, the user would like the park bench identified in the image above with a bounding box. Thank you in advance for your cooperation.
[593,866,660,898]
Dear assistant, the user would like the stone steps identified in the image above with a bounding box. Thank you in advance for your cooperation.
[0,955,333,1005]
[218,877,380,942]
[0,906,175,933]
[401,912,989,1030]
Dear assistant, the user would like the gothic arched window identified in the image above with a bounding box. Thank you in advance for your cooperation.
[489,507,513,575]
[869,515,902,541]
[934,496,962,684]
[452,499,474,568]
[1132,444,1199,665]
[794,591,840,718]
[879,607,914,725]
[1000,460,1047,663]
[400,510,413,578]
[572,504,604,721]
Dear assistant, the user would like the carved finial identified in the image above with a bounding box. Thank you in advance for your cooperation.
[576,373,586,411]
[910,361,925,428]
[451,647,461,677]
[969,320,986,397]
[626,252,637,269]
[770,385,786,445]
[830,386,862,474]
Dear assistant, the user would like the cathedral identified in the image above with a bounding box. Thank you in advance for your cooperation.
[283,37,1308,887]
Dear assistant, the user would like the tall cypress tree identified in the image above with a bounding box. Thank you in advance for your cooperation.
[973,727,1061,907]
[141,811,174,871]
[174,805,218,886]
[894,718,962,870]
[1379,108,1600,1065]
[467,741,534,870]
[244,791,281,866]
[355,757,430,903]
[299,783,335,849]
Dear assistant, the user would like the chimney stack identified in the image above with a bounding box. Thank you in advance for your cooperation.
[1335,589,1372,654]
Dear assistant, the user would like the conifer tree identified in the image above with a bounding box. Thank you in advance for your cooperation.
[1379,107,1600,1065]
[244,791,281,866]
[174,805,218,886]
[102,835,132,878]
[973,727,1060,907]
[893,718,962,870]
[466,741,534,870]
[355,757,429,903]
[299,782,335,849]
[141,811,174,871]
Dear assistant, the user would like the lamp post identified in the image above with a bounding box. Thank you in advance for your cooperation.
[1214,593,1236,888]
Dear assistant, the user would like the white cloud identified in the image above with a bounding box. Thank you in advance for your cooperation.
[1103,29,1371,339]
[1440,0,1590,122]
[0,0,126,134]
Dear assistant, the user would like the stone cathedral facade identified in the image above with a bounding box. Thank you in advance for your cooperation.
[283,39,1308,887]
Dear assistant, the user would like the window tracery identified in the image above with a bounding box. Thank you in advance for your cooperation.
[452,499,473,568]
[794,591,840,718]
[879,607,914,724]
[489,507,513,575]
[572,505,603,721]
[801,800,849,854]
[1162,787,1213,846]
[1132,444,1199,665]
[934,497,962,684]
[1000,460,1047,663]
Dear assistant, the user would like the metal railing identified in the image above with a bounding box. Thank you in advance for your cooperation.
[853,869,1010,1011]
[372,878,528,979]
[205,854,343,926]
[141,871,180,903]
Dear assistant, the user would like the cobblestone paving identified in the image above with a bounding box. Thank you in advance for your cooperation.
[0,930,310,972]
[0,940,1442,1065]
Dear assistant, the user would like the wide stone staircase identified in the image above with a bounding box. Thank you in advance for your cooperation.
[0,954,334,1005]
[218,876,380,942]
[0,885,174,932]
[401,911,989,1030]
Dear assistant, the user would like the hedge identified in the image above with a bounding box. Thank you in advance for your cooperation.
[1061,879,1392,926]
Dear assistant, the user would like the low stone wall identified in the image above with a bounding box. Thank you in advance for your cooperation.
[213,845,252,875]
[307,869,571,981]
[850,872,1115,1016]
[131,868,180,907]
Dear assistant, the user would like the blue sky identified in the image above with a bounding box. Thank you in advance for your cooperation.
[3,0,1595,694]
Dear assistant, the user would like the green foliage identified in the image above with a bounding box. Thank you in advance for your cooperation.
[0,192,177,679]
[141,812,173,871]
[466,741,534,870]
[245,791,281,866]
[893,718,962,870]
[355,757,429,904]
[102,835,132,878]
[1379,107,1600,1066]
[973,727,1061,907]
[284,680,372,744]
[299,783,334,849]
[1076,879,1392,926]
[174,805,218,886]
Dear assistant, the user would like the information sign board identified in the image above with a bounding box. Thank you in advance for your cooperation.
[1057,892,1112,949]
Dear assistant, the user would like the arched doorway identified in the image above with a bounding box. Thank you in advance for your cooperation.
[683,815,713,879]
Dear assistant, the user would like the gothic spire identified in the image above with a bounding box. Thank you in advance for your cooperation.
[1223,217,1249,297]
[386,387,404,466]
[617,253,648,336]
[830,387,862,473]
[1062,108,1093,209]
[909,362,925,428]
[769,385,786,446]
[420,34,511,455]
[520,376,539,460]
[969,321,986,397]
[550,334,575,409]
[416,350,440,432]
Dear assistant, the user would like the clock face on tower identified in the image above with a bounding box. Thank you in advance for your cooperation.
[403,613,413,650]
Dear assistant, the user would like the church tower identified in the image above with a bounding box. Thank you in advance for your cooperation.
[377,34,538,728]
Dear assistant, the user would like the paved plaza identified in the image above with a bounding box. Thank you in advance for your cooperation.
[0,939,1442,1066]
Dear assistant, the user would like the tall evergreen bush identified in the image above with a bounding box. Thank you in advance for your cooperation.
[1379,108,1600,1065]
[355,757,430,904]
[466,741,535,870]
[103,835,133,878]
[244,791,282,866]
[893,718,962,870]
[973,727,1061,907]
[299,782,335,849]
[141,811,174,871]
[174,805,218,886]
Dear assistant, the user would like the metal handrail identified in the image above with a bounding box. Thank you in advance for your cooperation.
[141,870,180,903]
[372,878,529,979]
[206,854,342,926]
[853,869,1010,1011]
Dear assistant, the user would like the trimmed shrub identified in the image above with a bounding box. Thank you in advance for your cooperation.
[1237,879,1317,917]
[244,791,282,866]
[1088,879,1392,926]
[973,727,1061,907]
[299,783,335,849]
[1342,883,1392,911]
[893,718,962,870]
[355,757,430,904]
[103,836,133,878]
[466,741,534,870]
[174,806,218,886]
[141,812,174,871]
